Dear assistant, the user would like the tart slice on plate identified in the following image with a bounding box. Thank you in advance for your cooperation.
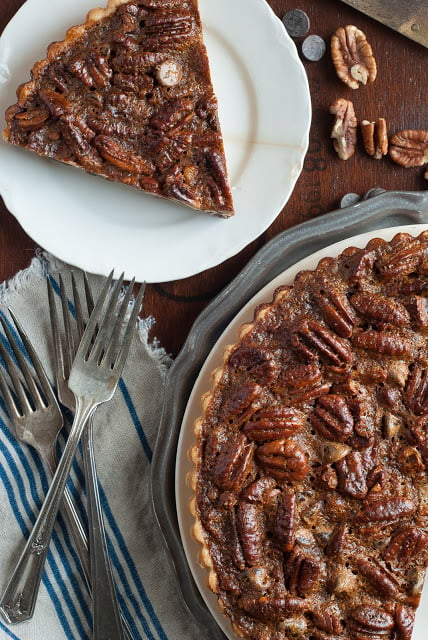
[190,230,428,639]
[3,0,234,216]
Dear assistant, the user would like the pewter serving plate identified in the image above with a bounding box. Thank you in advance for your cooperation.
[151,190,428,639]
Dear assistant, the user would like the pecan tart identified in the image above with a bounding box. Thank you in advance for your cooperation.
[3,0,234,216]
[190,231,428,640]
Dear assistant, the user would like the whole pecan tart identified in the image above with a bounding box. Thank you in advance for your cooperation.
[3,0,234,216]
[189,231,428,640]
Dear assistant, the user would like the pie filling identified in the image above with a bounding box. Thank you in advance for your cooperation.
[191,231,428,640]
[3,0,234,216]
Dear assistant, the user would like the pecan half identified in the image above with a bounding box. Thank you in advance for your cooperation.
[376,235,423,280]
[314,287,357,338]
[350,292,410,326]
[256,439,309,482]
[359,497,416,524]
[349,605,394,639]
[331,25,377,89]
[144,9,195,45]
[355,557,400,598]
[384,526,428,565]
[352,330,412,357]
[336,450,371,498]
[238,594,307,623]
[220,382,263,427]
[360,118,388,159]
[14,107,50,128]
[212,433,255,492]
[405,365,428,415]
[272,491,297,552]
[389,130,428,167]
[312,394,354,442]
[293,320,352,369]
[244,406,305,442]
[276,362,331,403]
[311,603,344,635]
[394,604,415,640]
[69,52,112,89]
[229,345,279,385]
[236,500,265,567]
[285,548,321,597]
[94,135,154,175]
[330,98,357,160]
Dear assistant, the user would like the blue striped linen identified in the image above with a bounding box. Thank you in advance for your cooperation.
[0,254,201,640]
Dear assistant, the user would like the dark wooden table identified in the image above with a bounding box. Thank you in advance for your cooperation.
[1,0,427,357]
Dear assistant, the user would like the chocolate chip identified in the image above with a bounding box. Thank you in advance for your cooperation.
[282,9,310,38]
[301,34,326,61]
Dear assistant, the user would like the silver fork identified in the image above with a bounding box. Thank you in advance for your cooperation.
[0,310,90,585]
[48,270,138,640]
[0,272,145,628]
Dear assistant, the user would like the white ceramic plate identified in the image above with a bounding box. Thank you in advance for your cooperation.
[0,0,311,283]
[176,224,428,640]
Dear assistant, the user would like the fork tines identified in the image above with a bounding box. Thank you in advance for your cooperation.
[77,273,145,371]
[0,310,56,418]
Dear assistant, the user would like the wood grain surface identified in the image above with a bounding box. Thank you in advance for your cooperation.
[1,0,427,357]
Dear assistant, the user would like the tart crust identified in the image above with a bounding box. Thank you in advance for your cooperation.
[3,0,234,216]
[190,231,428,640]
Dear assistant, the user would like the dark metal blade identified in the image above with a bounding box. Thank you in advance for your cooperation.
[340,0,428,47]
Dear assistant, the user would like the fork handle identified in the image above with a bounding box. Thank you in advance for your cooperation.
[0,401,96,624]
[45,450,91,589]
[83,418,125,640]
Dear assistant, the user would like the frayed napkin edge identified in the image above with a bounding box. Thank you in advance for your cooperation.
[0,250,173,379]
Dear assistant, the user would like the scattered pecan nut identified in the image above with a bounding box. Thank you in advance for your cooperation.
[361,118,388,158]
[389,129,428,167]
[331,25,377,89]
[330,98,357,160]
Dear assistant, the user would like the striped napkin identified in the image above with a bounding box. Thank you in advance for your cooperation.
[0,253,201,640]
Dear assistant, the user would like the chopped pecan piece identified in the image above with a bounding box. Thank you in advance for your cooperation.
[155,59,182,87]
[330,98,357,160]
[331,25,377,89]
[389,130,428,167]
[360,118,388,159]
